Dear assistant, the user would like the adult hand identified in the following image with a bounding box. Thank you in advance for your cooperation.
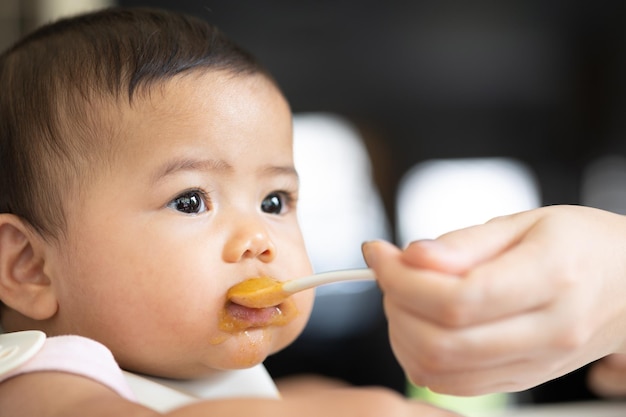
[363,205,626,395]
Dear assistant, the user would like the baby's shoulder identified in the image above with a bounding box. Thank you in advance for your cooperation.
[0,331,135,400]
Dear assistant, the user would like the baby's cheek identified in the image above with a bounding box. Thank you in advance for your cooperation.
[272,290,315,352]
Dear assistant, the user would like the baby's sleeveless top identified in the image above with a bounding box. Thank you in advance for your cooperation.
[0,331,279,412]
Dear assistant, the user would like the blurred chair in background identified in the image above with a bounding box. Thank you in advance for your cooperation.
[396,157,541,244]
[264,113,406,392]
[292,112,389,340]
[293,113,390,275]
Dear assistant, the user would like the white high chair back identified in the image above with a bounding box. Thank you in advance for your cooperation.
[396,157,541,245]
[293,112,391,338]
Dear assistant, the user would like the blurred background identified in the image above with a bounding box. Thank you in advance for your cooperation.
[4,0,626,408]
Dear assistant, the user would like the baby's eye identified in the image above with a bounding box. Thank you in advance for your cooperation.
[261,192,288,215]
[167,190,208,215]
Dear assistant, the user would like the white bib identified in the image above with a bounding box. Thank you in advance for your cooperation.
[124,365,280,412]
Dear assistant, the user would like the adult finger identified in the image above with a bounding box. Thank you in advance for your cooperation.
[389,316,601,396]
[400,209,541,274]
[365,240,469,325]
[385,299,581,375]
[373,235,562,328]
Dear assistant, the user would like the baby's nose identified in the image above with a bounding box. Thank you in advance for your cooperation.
[222,226,276,263]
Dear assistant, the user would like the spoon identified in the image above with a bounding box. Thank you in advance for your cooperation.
[227,268,376,308]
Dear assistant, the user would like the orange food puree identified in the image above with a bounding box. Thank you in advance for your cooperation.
[218,277,298,334]
[226,276,287,308]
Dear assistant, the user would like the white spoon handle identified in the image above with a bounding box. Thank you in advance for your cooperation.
[282,268,375,294]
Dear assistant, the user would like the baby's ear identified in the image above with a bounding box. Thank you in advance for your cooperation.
[0,214,57,320]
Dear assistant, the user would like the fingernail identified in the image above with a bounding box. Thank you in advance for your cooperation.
[361,240,378,267]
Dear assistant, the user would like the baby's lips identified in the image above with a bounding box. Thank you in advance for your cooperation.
[219,298,298,334]
[218,302,287,333]
[226,303,278,326]
[219,276,299,333]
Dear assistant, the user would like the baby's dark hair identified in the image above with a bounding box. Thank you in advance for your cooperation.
[0,7,269,239]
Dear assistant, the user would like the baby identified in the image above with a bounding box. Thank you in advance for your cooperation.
[0,7,454,417]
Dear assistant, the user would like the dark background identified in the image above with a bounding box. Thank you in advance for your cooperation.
[119,0,626,404]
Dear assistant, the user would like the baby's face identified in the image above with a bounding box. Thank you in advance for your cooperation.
[44,71,314,378]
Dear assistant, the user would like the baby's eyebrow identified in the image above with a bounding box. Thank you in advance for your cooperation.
[150,158,298,184]
[261,165,299,179]
[151,157,233,183]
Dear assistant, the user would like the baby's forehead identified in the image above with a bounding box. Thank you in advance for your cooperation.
[66,70,229,139]
[104,70,275,115]
[76,70,290,161]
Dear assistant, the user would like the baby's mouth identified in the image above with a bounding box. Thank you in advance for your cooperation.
[219,277,300,333]
[219,299,298,334]
[224,302,282,328]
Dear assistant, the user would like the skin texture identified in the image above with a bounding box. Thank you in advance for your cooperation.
[363,205,626,396]
[53,72,309,376]
[0,70,459,417]
[9,72,314,377]
[1,71,315,373]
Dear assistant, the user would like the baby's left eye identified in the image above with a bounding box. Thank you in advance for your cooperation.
[261,192,287,215]
[167,190,208,215]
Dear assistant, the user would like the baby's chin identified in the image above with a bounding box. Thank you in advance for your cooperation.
[215,322,307,371]
[137,330,293,378]
[123,299,313,378]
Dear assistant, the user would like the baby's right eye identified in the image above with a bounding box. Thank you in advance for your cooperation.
[167,190,208,215]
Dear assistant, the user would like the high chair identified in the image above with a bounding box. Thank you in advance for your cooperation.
[291,112,391,338]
